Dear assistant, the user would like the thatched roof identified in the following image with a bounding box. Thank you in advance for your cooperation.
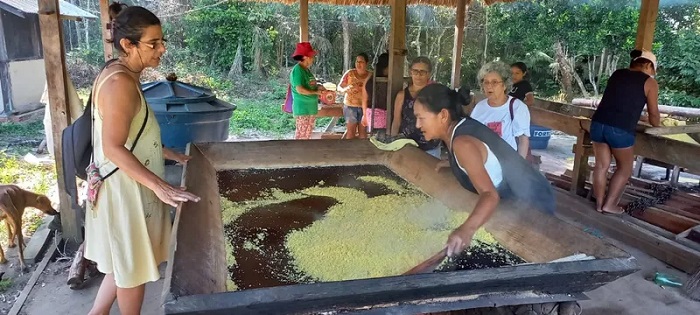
[252,0,518,7]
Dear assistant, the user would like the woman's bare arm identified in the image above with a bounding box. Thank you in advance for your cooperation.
[391,91,404,136]
[645,77,661,127]
[100,74,199,206]
[446,136,500,256]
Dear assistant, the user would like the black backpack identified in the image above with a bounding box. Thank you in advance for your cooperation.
[61,92,94,205]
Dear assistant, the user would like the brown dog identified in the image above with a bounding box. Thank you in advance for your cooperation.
[0,185,58,270]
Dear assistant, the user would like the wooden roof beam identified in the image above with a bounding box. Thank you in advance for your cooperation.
[387,0,407,132]
[450,0,467,88]
[635,0,659,51]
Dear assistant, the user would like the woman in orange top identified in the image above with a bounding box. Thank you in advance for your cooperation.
[338,53,372,139]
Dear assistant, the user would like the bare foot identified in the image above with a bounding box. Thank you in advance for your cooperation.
[600,205,625,215]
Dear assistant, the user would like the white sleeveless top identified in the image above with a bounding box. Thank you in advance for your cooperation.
[450,119,504,187]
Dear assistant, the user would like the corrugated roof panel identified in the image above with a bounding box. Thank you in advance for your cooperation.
[0,0,97,20]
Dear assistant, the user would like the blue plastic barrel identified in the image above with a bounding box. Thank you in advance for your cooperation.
[141,76,236,152]
[530,124,552,150]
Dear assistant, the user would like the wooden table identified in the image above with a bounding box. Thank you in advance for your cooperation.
[315,103,344,139]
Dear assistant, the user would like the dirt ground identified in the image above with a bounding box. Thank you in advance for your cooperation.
[9,133,700,315]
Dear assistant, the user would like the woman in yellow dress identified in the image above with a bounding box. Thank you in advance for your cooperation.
[86,3,199,315]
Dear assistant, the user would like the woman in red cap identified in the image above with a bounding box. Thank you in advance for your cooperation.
[290,42,324,140]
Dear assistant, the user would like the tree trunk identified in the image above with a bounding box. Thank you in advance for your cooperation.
[588,56,598,97]
[414,26,422,57]
[483,9,489,62]
[321,21,328,79]
[83,0,90,50]
[228,40,243,79]
[341,14,351,72]
[554,42,574,102]
[253,28,267,78]
[598,48,606,79]
[429,29,447,81]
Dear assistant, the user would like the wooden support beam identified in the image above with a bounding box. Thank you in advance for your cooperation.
[554,188,700,274]
[529,106,583,136]
[38,0,82,246]
[299,0,309,42]
[387,0,407,132]
[643,124,700,136]
[528,107,700,174]
[571,129,591,196]
[635,0,659,51]
[99,0,113,61]
[0,13,13,115]
[450,1,467,89]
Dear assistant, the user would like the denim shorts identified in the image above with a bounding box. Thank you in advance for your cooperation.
[343,106,363,124]
[589,121,635,149]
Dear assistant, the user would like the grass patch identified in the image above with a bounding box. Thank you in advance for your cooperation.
[0,121,45,156]
[230,98,333,136]
[0,279,12,292]
[0,121,44,138]
[0,153,55,196]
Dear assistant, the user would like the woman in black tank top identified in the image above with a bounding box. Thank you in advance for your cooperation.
[412,84,554,257]
[591,50,660,215]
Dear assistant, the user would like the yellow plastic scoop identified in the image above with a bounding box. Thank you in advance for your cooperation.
[369,136,418,151]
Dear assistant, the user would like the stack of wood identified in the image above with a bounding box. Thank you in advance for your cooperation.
[545,170,700,253]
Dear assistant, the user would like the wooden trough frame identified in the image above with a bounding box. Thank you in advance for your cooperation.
[162,140,638,314]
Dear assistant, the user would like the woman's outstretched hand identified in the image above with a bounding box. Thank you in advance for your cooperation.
[153,181,200,207]
[446,226,475,257]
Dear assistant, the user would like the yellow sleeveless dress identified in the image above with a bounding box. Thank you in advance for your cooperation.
[84,70,171,289]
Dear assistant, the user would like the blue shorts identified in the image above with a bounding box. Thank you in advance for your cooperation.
[589,121,635,149]
[343,106,363,124]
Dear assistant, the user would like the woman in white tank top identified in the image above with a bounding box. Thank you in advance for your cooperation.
[412,84,504,257]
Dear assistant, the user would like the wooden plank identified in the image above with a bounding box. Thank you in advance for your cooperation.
[630,207,700,235]
[450,0,466,89]
[529,107,583,136]
[675,226,700,252]
[163,144,226,300]
[7,236,56,315]
[299,0,309,42]
[573,98,700,118]
[99,0,113,61]
[0,14,9,114]
[165,258,636,315]
[554,187,700,273]
[38,0,81,245]
[570,129,591,196]
[644,124,700,135]
[635,0,660,51]
[317,105,343,117]
[198,140,385,171]
[0,12,7,61]
[387,0,407,132]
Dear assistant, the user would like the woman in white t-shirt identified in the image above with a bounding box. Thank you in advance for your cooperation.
[471,61,531,158]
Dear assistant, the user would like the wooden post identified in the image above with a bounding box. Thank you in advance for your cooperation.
[99,0,113,61]
[451,1,467,89]
[387,0,407,132]
[38,0,82,246]
[0,12,13,115]
[571,129,592,196]
[299,0,309,42]
[635,0,659,51]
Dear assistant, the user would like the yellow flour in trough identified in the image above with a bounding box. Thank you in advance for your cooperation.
[286,179,497,282]
[221,176,500,285]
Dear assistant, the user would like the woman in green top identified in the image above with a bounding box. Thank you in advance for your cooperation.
[290,42,325,139]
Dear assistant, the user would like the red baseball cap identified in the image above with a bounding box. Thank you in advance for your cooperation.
[292,42,317,60]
